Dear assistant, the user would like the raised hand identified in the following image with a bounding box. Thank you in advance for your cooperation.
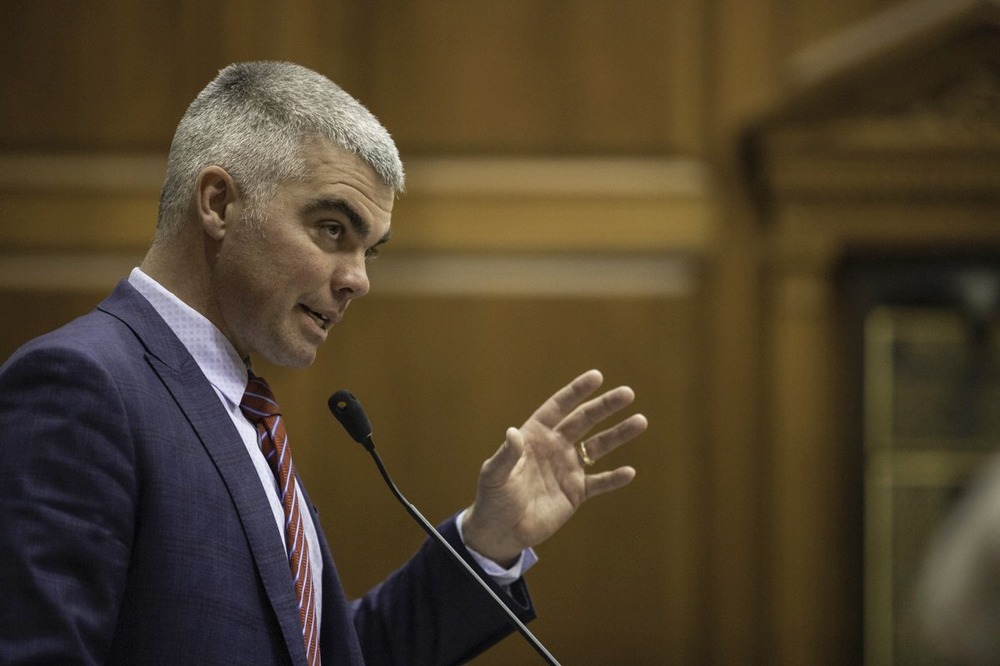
[461,369,648,565]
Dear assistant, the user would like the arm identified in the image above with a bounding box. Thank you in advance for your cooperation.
[0,344,136,664]
[350,514,535,666]
[349,369,646,665]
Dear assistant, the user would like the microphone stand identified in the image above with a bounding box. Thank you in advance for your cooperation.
[361,436,561,666]
[328,389,560,664]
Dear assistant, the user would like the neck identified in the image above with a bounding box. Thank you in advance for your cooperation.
[140,232,215,322]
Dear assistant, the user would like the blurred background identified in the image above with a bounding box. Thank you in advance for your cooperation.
[1,1,999,664]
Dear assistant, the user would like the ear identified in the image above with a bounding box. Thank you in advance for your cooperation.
[195,166,240,241]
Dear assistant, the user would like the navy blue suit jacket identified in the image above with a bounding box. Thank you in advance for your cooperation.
[0,281,534,665]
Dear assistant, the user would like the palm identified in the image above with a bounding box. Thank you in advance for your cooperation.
[461,370,648,564]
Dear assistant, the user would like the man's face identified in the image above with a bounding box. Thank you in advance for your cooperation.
[212,140,394,367]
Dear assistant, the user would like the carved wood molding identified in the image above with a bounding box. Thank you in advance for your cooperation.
[789,0,1000,95]
[746,0,1000,203]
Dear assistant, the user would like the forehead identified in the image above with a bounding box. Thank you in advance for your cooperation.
[278,139,394,232]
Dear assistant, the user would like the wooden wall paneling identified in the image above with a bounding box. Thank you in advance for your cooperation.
[667,0,711,155]
[0,192,156,252]
[394,157,713,254]
[0,0,184,150]
[764,260,859,665]
[216,0,351,69]
[0,282,706,666]
[0,288,112,362]
[350,0,706,154]
[0,154,712,253]
[708,0,783,147]
[775,0,908,56]
[4,0,937,661]
[702,198,768,665]
[0,275,708,666]
[703,0,783,661]
[0,0,716,156]
[0,154,162,254]
[0,149,714,664]
[743,4,1000,664]
[257,286,708,665]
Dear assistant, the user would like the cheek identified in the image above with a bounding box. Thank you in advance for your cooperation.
[213,244,281,321]
[217,230,331,307]
[284,250,335,286]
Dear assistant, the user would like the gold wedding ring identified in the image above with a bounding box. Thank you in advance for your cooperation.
[577,441,595,467]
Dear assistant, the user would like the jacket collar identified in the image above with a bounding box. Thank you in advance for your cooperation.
[99,279,313,665]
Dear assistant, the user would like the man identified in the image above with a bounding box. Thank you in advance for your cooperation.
[0,61,647,665]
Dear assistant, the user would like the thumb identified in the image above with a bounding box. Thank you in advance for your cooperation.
[478,427,524,486]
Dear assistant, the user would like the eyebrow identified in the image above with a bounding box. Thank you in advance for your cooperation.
[303,197,391,246]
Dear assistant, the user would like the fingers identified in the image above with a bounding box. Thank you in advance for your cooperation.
[584,466,637,500]
[477,427,524,488]
[551,369,605,414]
[557,385,640,445]
[528,369,605,429]
[579,413,648,462]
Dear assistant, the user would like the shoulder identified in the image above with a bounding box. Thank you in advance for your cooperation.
[2,279,184,381]
[0,283,172,422]
[4,311,136,380]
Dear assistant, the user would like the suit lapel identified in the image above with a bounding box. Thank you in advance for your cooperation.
[99,281,309,665]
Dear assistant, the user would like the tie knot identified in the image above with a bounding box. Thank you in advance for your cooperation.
[240,375,281,423]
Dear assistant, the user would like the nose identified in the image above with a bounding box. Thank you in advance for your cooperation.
[334,252,370,299]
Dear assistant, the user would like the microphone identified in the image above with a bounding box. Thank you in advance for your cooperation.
[327,389,560,666]
[328,390,374,450]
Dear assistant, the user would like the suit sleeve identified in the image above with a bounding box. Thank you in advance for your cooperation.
[0,344,136,664]
[349,514,537,666]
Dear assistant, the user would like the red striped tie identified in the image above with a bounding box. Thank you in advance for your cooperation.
[241,375,321,666]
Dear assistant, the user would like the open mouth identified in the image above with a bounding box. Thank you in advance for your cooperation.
[301,305,332,330]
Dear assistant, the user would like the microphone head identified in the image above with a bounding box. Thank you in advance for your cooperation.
[328,389,374,448]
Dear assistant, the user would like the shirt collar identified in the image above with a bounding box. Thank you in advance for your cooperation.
[127,267,248,406]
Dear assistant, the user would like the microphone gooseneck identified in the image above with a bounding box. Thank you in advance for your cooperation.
[327,390,560,666]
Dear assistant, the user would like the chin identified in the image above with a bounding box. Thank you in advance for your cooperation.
[259,344,319,369]
[285,349,319,369]
[283,355,317,369]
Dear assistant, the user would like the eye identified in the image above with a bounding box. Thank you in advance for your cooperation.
[323,222,345,239]
[364,246,381,262]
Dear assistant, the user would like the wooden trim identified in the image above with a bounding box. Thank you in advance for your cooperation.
[0,153,708,196]
[0,154,166,193]
[0,154,716,255]
[370,253,697,296]
[0,251,696,297]
[403,156,709,197]
[789,0,993,89]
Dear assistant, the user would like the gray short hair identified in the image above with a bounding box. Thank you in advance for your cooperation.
[155,61,404,236]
